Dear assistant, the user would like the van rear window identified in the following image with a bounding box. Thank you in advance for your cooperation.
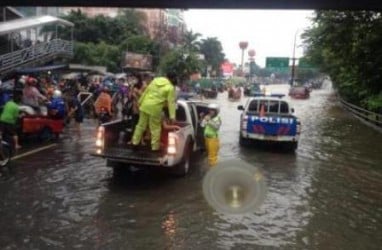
[247,100,289,114]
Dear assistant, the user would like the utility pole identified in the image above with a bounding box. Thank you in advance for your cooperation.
[290,30,299,86]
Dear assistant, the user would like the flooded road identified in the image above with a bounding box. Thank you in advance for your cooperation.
[1,82,381,249]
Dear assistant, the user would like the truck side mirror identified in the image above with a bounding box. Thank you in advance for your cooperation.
[237,105,244,111]
[291,108,295,113]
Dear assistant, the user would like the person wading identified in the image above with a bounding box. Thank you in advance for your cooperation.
[130,73,177,152]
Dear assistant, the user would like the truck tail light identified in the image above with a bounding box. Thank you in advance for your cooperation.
[96,126,104,149]
[167,133,177,155]
[241,115,248,130]
[296,119,301,134]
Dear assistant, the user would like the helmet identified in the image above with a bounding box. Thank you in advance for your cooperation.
[53,89,62,98]
[47,88,54,96]
[19,75,28,85]
[27,77,37,86]
[208,103,220,113]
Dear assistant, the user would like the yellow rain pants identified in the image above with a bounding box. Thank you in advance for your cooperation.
[205,137,220,167]
[132,111,162,150]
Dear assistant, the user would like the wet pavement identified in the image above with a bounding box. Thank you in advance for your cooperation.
[0,81,381,250]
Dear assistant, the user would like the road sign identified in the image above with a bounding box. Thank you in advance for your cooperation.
[298,58,315,68]
[266,57,289,68]
[265,57,290,72]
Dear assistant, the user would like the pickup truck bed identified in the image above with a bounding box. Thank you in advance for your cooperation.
[91,99,209,176]
[95,119,190,166]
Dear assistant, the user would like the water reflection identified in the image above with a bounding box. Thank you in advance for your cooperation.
[1,82,381,249]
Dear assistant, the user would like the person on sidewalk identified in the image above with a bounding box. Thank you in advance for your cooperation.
[200,103,222,167]
[130,73,177,151]
[67,95,84,140]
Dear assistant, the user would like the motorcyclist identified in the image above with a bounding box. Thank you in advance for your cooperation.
[22,77,48,112]
[47,89,66,119]
[94,86,112,122]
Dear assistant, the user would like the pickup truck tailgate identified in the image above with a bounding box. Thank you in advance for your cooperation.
[246,115,297,136]
[92,147,164,165]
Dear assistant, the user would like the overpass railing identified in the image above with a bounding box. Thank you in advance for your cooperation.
[0,38,73,74]
[340,98,382,132]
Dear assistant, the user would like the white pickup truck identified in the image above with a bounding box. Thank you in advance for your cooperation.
[91,99,209,176]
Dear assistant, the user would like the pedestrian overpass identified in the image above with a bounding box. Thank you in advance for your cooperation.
[0,15,74,75]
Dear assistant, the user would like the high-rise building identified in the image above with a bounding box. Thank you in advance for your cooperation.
[60,7,119,18]
[165,9,186,45]
[136,9,167,39]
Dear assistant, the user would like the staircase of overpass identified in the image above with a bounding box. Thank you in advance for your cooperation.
[0,13,74,75]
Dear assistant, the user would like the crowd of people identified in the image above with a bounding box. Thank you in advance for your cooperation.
[0,71,222,167]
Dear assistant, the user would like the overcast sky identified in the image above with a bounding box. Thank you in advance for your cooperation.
[183,10,314,67]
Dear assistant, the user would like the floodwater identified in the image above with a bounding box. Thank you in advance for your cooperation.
[0,81,381,250]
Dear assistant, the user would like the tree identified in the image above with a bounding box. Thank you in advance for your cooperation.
[116,8,149,39]
[159,48,203,84]
[199,37,225,77]
[72,41,120,72]
[182,30,201,52]
[302,10,382,111]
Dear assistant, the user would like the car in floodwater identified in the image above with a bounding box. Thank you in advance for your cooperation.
[244,83,262,97]
[288,86,310,99]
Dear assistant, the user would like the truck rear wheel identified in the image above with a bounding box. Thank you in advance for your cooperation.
[172,141,192,177]
[239,134,250,147]
[285,141,298,152]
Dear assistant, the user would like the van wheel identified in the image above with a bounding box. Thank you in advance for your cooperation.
[172,141,192,177]
[39,127,53,142]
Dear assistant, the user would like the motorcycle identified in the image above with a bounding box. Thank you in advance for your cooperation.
[98,107,112,125]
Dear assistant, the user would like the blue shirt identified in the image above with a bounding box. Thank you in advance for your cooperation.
[48,97,66,118]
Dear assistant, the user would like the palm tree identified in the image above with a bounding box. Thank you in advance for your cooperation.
[183,30,201,52]
[200,37,226,76]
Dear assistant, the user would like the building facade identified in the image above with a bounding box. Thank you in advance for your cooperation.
[59,7,119,18]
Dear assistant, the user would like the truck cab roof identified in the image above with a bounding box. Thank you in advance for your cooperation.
[243,95,294,115]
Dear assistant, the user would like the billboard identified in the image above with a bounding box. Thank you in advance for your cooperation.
[221,61,234,76]
[122,52,152,71]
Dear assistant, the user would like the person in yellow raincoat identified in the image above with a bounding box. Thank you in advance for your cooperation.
[200,103,222,167]
[130,73,177,151]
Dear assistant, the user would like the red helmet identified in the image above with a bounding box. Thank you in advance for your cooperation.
[27,77,37,86]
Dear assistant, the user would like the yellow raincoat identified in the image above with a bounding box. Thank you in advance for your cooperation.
[132,77,176,150]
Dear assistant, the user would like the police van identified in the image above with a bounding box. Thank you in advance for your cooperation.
[237,94,301,150]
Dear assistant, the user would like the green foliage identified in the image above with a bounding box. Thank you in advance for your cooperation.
[303,10,382,111]
[73,41,120,72]
[183,30,201,52]
[159,49,202,83]
[50,9,226,76]
[363,93,382,112]
[199,37,225,76]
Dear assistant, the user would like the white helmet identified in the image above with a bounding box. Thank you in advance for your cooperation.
[53,89,62,98]
[208,103,220,113]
